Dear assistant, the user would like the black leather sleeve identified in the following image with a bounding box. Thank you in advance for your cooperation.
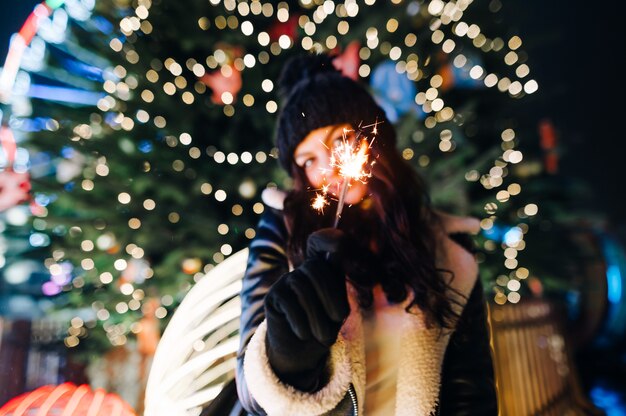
[235,207,290,415]
[437,233,498,416]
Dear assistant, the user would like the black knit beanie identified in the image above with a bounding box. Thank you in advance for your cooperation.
[275,52,395,175]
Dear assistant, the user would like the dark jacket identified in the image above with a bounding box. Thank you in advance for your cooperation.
[235,207,498,416]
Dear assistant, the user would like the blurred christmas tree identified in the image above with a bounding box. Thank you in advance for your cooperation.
[1,0,613,372]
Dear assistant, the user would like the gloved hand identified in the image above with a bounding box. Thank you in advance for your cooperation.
[264,228,350,392]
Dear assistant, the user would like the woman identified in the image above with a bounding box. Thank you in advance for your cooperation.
[235,52,498,415]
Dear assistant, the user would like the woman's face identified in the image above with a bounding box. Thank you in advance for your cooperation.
[294,123,368,205]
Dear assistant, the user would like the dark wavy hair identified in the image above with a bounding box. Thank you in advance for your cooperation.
[283,123,463,330]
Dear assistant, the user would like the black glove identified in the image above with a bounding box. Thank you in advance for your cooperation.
[264,228,350,392]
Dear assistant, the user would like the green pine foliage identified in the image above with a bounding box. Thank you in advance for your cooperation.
[14,0,592,356]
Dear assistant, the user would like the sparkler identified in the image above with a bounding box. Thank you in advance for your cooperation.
[311,192,329,213]
[311,122,378,228]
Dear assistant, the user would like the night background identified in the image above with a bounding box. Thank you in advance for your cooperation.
[3,0,625,223]
[0,0,624,414]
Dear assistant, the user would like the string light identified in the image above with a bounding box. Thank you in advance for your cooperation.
[5,0,543,334]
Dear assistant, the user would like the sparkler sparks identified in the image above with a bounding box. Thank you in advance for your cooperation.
[311,192,330,213]
[310,121,379,227]
[331,134,371,183]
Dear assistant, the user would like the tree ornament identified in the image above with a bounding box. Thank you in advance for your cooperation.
[436,50,485,91]
[0,170,31,212]
[268,14,300,42]
[200,42,244,105]
[181,257,202,275]
[370,60,423,122]
[135,298,162,414]
[539,119,559,174]
[138,298,161,357]
[201,67,242,105]
[332,40,361,81]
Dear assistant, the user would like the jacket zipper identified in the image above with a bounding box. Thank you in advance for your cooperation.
[348,384,358,416]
